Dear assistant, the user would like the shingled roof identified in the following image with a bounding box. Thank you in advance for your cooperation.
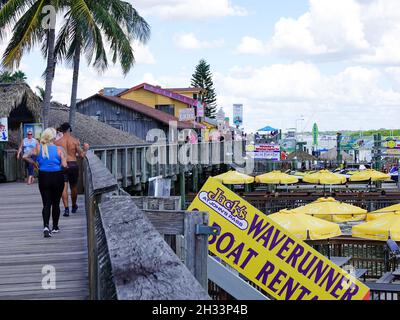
[80,94,204,129]
[49,103,146,147]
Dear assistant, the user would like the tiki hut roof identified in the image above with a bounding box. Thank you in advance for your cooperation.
[0,83,145,147]
[0,83,41,120]
[49,103,146,147]
[287,150,317,161]
[319,148,353,162]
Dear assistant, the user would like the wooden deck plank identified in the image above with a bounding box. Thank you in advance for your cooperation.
[0,182,88,300]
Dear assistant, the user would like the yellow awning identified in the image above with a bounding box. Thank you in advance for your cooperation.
[269,209,342,240]
[213,170,254,185]
[289,197,367,223]
[352,214,400,241]
[349,169,390,182]
[303,170,347,185]
[255,171,298,184]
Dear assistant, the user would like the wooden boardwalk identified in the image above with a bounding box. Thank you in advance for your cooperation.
[0,182,88,300]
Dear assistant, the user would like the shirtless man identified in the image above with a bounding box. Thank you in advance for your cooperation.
[55,122,89,217]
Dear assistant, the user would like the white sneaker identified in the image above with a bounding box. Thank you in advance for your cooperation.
[43,227,51,238]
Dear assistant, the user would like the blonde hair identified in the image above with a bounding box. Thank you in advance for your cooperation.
[40,128,57,159]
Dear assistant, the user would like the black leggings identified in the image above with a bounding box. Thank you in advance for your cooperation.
[38,171,65,229]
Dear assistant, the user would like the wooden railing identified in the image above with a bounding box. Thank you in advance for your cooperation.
[366,282,400,300]
[306,236,393,279]
[90,140,248,188]
[83,151,211,300]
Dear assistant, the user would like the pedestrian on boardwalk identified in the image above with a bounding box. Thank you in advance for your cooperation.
[24,128,67,238]
[55,123,89,217]
[17,130,38,185]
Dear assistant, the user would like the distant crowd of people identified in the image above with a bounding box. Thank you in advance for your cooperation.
[20,123,89,238]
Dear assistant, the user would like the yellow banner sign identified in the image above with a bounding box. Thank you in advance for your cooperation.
[188,178,370,300]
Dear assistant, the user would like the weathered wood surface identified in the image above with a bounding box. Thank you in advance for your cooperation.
[0,182,88,300]
[86,151,118,194]
[98,195,210,300]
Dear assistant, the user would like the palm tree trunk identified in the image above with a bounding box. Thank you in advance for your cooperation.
[42,28,56,129]
[69,40,81,130]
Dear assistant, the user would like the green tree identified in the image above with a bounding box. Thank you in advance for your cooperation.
[0,0,60,128]
[36,85,45,101]
[11,70,26,82]
[191,59,217,118]
[55,0,150,129]
[0,70,27,82]
[0,70,13,82]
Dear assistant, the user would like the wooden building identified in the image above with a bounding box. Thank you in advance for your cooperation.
[117,83,200,119]
[77,94,204,142]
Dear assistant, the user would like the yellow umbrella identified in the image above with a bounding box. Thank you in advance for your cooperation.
[213,170,254,184]
[289,197,367,223]
[255,171,298,184]
[303,170,347,185]
[349,169,390,182]
[269,209,342,240]
[366,204,400,221]
[352,214,400,241]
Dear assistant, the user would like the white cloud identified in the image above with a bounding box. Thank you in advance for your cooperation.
[132,41,156,65]
[235,36,267,55]
[213,62,400,132]
[131,0,247,20]
[236,0,400,65]
[174,33,224,50]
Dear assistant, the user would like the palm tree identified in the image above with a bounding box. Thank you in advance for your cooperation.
[0,70,13,82]
[11,70,26,82]
[0,0,60,128]
[36,85,45,101]
[55,0,150,129]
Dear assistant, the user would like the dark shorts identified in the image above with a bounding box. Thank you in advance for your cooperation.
[64,161,79,186]
[25,155,37,176]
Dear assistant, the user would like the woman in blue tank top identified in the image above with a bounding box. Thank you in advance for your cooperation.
[17,130,38,185]
[24,128,67,238]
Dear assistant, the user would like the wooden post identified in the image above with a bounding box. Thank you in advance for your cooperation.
[194,212,209,290]
[183,211,207,289]
[0,142,5,178]
[132,148,137,185]
[123,148,128,188]
[180,170,186,210]
[112,149,118,179]
[192,165,199,193]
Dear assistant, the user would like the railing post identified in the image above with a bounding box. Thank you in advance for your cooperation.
[123,148,128,188]
[132,147,138,185]
[183,211,207,289]
[112,149,117,179]
[84,160,99,300]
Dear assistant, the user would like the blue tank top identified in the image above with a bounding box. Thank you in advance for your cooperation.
[37,145,62,172]
[23,138,37,154]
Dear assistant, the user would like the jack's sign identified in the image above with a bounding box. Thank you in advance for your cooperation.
[188,178,370,300]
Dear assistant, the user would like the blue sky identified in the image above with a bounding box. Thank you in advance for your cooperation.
[3,0,400,133]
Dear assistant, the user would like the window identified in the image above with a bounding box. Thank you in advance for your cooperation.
[155,104,175,116]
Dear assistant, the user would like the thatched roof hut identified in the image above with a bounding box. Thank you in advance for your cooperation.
[0,83,41,128]
[287,150,317,161]
[0,83,145,148]
[319,148,353,162]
